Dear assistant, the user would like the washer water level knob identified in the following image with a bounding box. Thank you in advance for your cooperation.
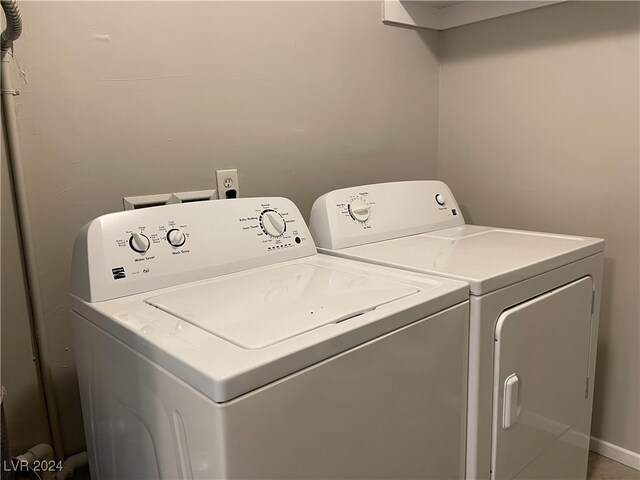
[348,198,371,223]
[166,228,186,247]
[260,210,286,237]
[435,194,446,206]
[129,233,150,253]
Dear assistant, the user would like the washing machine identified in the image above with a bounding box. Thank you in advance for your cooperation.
[70,196,470,479]
[309,181,604,480]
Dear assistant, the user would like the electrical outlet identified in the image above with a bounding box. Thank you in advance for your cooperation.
[216,169,239,199]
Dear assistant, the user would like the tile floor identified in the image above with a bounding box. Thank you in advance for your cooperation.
[588,451,639,480]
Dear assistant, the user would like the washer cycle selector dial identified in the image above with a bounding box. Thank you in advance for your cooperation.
[435,194,446,206]
[129,233,150,253]
[166,228,186,247]
[260,210,286,237]
[348,198,371,223]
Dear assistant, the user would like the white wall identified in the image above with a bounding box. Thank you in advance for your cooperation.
[5,1,440,454]
[439,1,639,457]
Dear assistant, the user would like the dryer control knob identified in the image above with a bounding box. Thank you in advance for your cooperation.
[167,228,186,247]
[129,233,150,254]
[435,194,446,206]
[261,210,286,237]
[348,198,370,223]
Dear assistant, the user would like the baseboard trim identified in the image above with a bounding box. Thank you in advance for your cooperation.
[590,436,640,471]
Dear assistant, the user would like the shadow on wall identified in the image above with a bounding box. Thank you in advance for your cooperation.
[457,204,473,224]
[385,21,440,60]
[590,255,631,439]
[439,1,640,62]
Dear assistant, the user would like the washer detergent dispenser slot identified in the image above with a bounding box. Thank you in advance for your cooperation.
[145,263,418,349]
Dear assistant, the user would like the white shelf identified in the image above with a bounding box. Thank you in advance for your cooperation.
[382,1,565,31]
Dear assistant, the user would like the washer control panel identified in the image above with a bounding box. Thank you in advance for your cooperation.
[239,202,308,253]
[71,197,316,302]
[116,218,193,262]
[309,181,465,250]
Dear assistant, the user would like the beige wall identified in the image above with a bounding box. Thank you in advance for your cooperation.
[6,1,440,454]
[439,1,639,455]
[2,116,52,453]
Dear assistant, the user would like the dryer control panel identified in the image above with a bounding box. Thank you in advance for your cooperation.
[309,181,465,250]
[71,198,316,302]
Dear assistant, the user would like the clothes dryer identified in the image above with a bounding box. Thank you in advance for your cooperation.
[310,181,604,480]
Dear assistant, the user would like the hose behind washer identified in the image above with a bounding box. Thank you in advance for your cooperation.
[1,0,22,51]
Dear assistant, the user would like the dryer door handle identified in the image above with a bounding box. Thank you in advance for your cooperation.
[503,374,519,429]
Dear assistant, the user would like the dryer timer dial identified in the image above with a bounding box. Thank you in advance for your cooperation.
[348,198,371,223]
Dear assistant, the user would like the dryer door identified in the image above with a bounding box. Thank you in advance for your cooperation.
[491,277,593,480]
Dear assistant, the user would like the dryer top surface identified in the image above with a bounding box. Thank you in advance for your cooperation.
[332,225,604,294]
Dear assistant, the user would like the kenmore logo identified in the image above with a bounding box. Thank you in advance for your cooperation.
[112,267,126,280]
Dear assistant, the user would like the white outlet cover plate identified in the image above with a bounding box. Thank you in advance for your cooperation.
[216,169,239,199]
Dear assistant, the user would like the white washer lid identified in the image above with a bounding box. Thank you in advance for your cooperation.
[72,254,469,402]
[146,262,418,349]
[334,225,604,295]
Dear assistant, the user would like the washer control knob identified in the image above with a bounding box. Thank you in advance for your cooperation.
[348,198,370,223]
[166,228,186,247]
[435,194,446,206]
[129,233,150,253]
[261,210,286,237]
